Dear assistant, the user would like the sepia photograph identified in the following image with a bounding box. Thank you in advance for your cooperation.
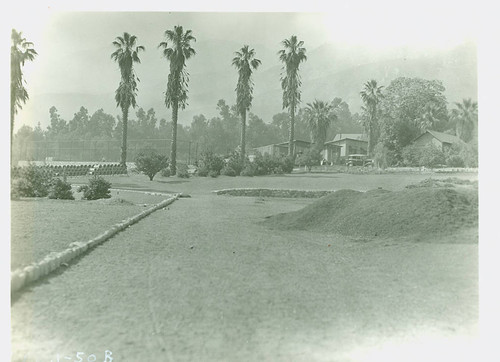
[7,1,492,361]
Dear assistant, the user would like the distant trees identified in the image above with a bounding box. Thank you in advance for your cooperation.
[232,45,261,163]
[11,29,37,154]
[451,98,478,143]
[279,35,307,156]
[360,80,384,157]
[159,25,196,175]
[111,32,145,166]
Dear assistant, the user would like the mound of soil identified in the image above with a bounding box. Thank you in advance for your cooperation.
[264,187,478,239]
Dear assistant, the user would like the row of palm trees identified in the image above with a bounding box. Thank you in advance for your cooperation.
[111,27,310,173]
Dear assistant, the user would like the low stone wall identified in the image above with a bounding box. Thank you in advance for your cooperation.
[214,188,333,198]
[11,193,180,294]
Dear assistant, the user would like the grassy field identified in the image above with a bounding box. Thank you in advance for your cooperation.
[77,170,478,195]
[11,189,169,271]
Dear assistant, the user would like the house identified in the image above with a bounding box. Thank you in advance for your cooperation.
[324,134,368,159]
[254,139,312,157]
[412,130,460,151]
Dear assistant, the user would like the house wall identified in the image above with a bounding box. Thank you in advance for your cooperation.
[255,144,277,156]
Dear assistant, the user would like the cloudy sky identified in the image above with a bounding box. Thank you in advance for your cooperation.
[8,1,479,131]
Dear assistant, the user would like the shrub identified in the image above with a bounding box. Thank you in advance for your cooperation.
[134,149,169,181]
[198,151,224,176]
[221,166,237,177]
[77,176,112,200]
[197,166,209,177]
[48,178,74,200]
[208,170,219,178]
[176,163,190,178]
[402,144,446,168]
[11,164,54,198]
[225,151,244,175]
[240,164,256,177]
[296,148,322,172]
[160,168,171,177]
[444,141,477,168]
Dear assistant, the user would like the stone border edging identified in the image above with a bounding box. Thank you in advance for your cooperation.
[11,193,180,294]
[213,188,333,198]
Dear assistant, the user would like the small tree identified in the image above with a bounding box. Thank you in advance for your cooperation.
[134,150,169,181]
[296,148,322,172]
[77,176,112,200]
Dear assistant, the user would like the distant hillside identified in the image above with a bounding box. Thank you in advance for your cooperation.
[17,41,476,130]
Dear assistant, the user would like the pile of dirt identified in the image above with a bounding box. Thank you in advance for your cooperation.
[263,187,477,239]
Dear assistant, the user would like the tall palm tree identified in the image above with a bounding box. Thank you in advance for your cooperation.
[278,35,307,157]
[11,29,37,156]
[232,45,261,163]
[304,100,338,152]
[451,98,478,142]
[111,32,145,166]
[158,26,196,175]
[360,79,384,157]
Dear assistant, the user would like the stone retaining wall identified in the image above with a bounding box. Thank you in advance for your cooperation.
[214,188,333,198]
[11,193,180,294]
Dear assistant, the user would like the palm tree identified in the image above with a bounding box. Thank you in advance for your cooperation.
[111,32,145,166]
[419,102,441,131]
[451,98,478,142]
[304,100,338,152]
[278,35,307,157]
[11,29,37,156]
[232,45,261,163]
[360,79,384,157]
[158,26,196,175]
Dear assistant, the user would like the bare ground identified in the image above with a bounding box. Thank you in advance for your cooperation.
[11,187,478,361]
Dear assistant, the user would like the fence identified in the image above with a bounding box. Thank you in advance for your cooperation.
[12,138,200,165]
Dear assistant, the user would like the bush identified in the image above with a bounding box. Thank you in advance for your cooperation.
[444,141,477,168]
[221,166,237,177]
[296,148,322,172]
[176,163,190,178]
[240,163,256,177]
[48,178,74,200]
[402,144,446,168]
[11,164,54,198]
[209,170,219,178]
[225,151,245,175]
[160,168,171,177]
[197,151,224,176]
[197,166,209,177]
[77,176,112,200]
[134,149,169,181]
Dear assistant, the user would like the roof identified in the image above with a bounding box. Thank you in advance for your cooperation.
[275,139,311,146]
[326,134,368,144]
[414,130,460,145]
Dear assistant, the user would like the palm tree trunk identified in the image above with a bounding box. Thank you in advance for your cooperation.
[240,110,246,164]
[288,104,295,157]
[170,101,178,175]
[10,98,15,165]
[120,107,128,167]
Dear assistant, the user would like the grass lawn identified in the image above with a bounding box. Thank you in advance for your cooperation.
[10,189,169,271]
[85,170,478,195]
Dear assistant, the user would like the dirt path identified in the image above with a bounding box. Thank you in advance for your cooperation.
[11,193,478,361]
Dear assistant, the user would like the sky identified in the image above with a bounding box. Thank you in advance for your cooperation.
[7,1,480,131]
